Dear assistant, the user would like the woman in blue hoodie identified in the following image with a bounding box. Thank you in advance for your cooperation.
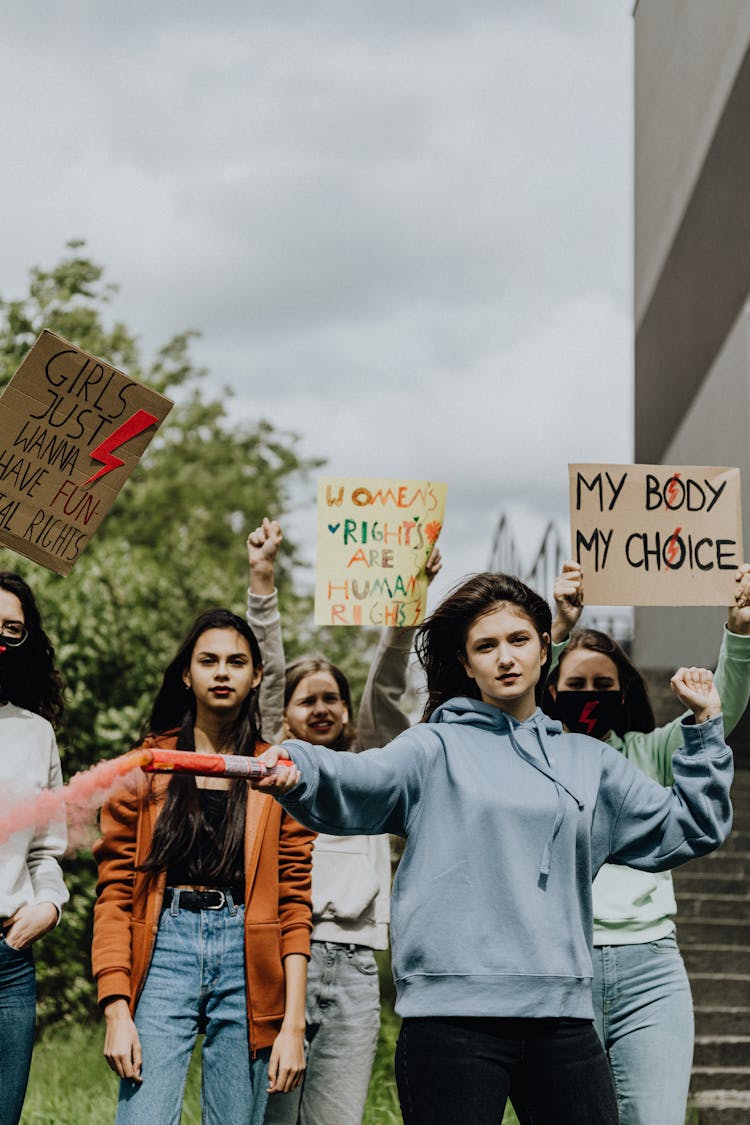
[252,572,733,1125]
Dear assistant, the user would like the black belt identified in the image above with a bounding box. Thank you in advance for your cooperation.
[163,887,243,911]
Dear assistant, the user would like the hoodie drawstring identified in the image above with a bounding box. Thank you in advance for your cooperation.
[428,699,587,881]
[505,718,585,879]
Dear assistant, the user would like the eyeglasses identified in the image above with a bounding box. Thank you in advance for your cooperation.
[0,623,27,647]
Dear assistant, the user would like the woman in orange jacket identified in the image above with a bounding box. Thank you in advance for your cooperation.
[92,608,315,1125]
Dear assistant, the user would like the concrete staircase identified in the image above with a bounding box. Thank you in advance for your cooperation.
[674,764,750,1125]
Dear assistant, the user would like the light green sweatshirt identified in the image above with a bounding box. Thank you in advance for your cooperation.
[552,627,750,944]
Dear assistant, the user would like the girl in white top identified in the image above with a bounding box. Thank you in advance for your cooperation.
[247,518,439,1125]
[0,571,68,1125]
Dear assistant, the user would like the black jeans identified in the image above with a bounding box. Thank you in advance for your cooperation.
[395,1016,619,1125]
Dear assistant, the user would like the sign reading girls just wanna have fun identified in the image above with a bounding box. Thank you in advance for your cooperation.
[569,463,743,605]
[0,330,173,574]
[315,476,447,626]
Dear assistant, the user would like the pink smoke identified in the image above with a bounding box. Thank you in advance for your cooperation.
[0,750,151,852]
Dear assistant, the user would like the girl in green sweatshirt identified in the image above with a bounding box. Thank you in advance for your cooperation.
[544,560,750,1125]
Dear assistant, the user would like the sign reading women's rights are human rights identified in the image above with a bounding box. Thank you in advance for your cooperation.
[0,331,173,575]
[569,463,743,606]
[315,476,447,626]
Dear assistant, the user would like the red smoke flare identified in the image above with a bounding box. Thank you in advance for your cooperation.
[0,750,151,849]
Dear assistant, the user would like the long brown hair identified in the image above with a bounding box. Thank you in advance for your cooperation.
[416,572,552,721]
[140,609,264,882]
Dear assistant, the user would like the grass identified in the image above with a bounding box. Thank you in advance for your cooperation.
[21,1012,699,1124]
[21,1012,520,1125]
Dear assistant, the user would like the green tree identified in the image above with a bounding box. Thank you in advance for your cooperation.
[0,242,381,1027]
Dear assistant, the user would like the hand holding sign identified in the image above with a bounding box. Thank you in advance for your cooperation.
[553,556,750,640]
[425,546,442,585]
[315,476,447,627]
[552,561,584,642]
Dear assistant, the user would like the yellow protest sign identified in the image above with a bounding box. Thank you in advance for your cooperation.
[0,330,173,575]
[315,476,447,626]
[569,463,743,605]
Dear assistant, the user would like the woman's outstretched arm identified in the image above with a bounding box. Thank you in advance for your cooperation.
[254,731,432,838]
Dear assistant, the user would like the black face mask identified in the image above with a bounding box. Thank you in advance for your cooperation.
[0,640,24,698]
[550,690,624,740]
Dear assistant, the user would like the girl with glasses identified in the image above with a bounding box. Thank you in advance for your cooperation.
[0,571,68,1125]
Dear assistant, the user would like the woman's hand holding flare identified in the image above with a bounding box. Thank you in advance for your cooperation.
[670,667,722,725]
[254,746,301,795]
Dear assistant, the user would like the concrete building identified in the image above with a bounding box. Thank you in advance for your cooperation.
[633,0,750,669]
[634,10,750,1121]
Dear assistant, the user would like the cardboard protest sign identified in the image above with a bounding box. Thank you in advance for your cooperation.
[0,330,173,575]
[569,463,743,605]
[315,476,447,626]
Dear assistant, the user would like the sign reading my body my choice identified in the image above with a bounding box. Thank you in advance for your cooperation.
[569,463,743,606]
[0,330,173,575]
[315,476,447,626]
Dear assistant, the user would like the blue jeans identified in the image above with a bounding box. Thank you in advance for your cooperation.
[265,941,381,1125]
[117,892,270,1125]
[395,1016,619,1125]
[592,935,694,1125]
[0,933,36,1125]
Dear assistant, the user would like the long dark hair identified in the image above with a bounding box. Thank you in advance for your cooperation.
[416,572,552,721]
[141,608,264,881]
[0,572,65,726]
[284,655,355,751]
[543,628,656,735]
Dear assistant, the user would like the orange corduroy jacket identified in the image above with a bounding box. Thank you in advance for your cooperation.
[91,734,315,1054]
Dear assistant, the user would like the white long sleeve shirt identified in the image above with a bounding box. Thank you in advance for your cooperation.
[247,590,398,950]
[0,703,68,919]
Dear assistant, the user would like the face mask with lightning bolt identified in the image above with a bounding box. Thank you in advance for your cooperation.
[551,690,624,740]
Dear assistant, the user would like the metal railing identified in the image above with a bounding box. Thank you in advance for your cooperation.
[488,513,633,646]
[488,514,563,603]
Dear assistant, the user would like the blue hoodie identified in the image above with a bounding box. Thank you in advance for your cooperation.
[279,698,732,1020]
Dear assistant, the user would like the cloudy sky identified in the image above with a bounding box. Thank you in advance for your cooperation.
[1,1,633,605]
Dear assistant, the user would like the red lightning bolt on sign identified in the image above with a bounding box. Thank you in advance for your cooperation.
[579,701,599,735]
[83,409,159,486]
[665,527,682,569]
[666,473,682,506]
